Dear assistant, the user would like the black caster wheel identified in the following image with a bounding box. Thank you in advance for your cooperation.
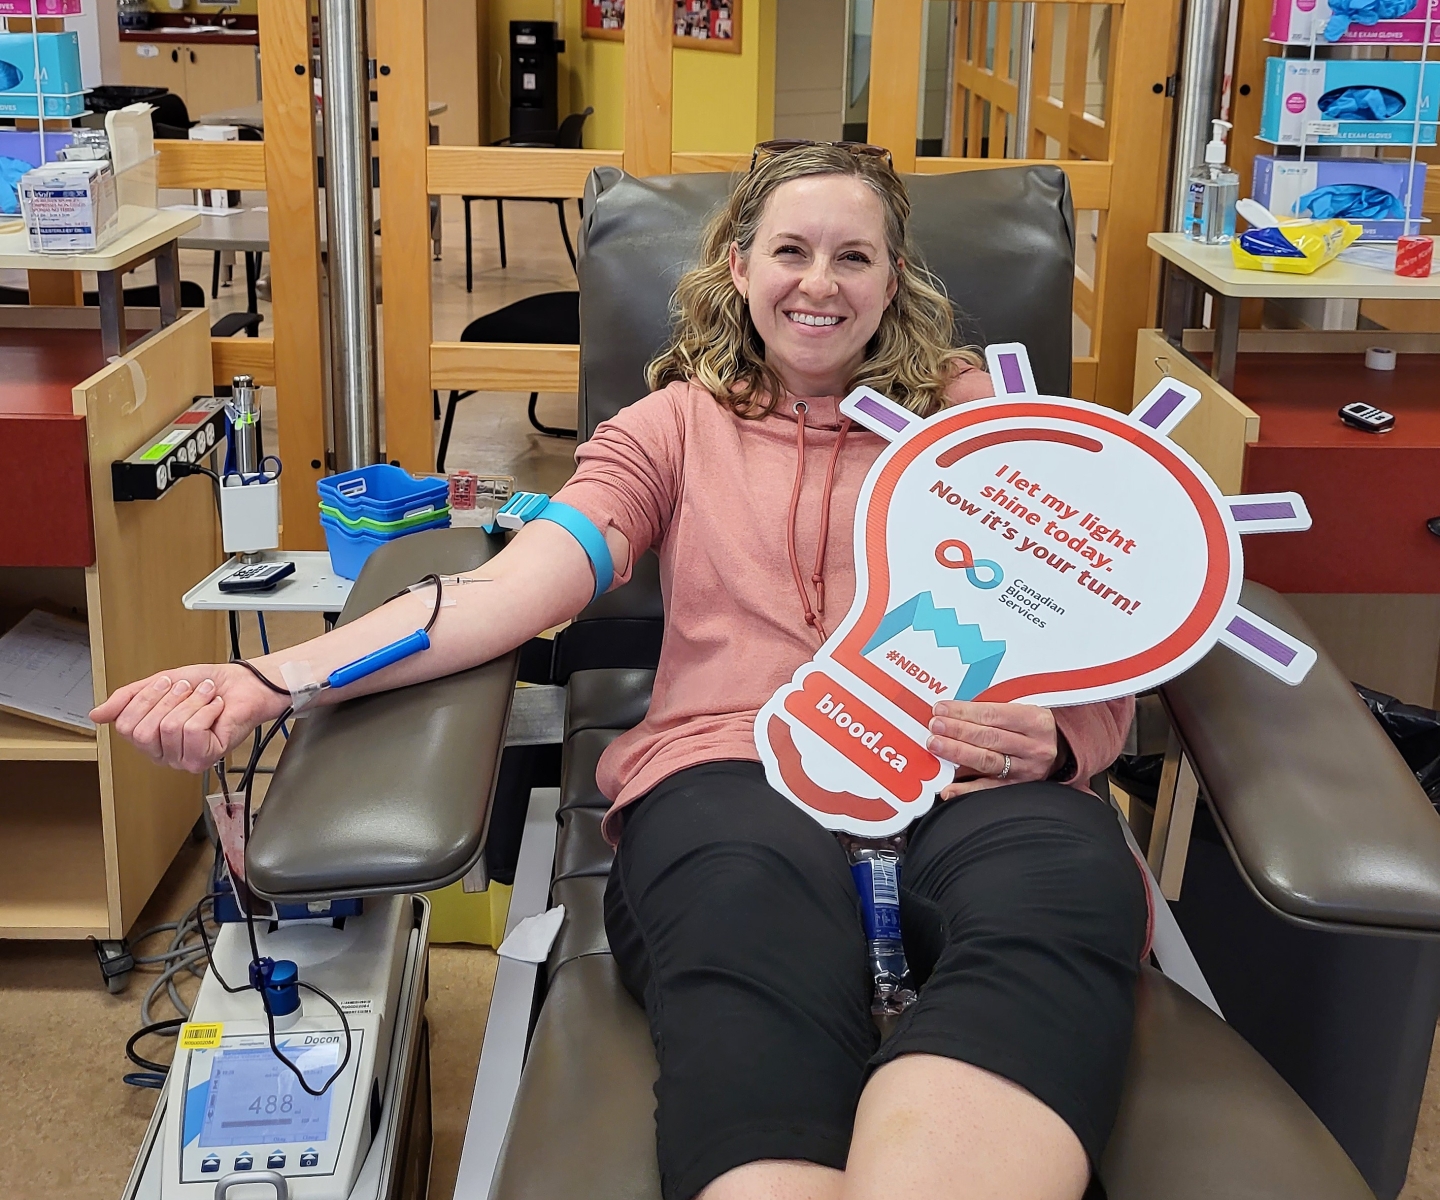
[92,938,135,994]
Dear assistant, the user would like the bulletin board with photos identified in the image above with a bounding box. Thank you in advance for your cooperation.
[583,0,742,51]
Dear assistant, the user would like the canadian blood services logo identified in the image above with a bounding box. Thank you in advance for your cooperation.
[755,343,1319,836]
[933,538,1003,588]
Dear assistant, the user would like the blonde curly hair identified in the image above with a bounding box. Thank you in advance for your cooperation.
[646,143,983,419]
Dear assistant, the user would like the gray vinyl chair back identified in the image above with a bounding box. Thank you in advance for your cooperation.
[576,164,1077,439]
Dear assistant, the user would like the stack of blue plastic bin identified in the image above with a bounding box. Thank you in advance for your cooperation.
[318,465,451,580]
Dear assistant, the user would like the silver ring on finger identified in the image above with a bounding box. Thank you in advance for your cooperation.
[997,753,1012,781]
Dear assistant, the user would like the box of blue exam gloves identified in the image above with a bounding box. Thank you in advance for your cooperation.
[1261,58,1440,145]
[1252,156,1428,239]
[0,128,74,214]
[1270,0,1440,45]
[0,31,85,118]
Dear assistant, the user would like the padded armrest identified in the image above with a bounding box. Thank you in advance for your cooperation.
[1161,581,1440,933]
[247,528,519,903]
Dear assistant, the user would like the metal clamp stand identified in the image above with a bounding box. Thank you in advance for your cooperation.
[317,0,382,472]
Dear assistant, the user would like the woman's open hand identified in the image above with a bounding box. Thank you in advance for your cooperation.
[90,662,290,773]
[928,700,1059,799]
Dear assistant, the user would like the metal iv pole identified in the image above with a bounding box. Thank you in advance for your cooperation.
[317,0,382,471]
[1169,0,1233,231]
[1012,3,1036,158]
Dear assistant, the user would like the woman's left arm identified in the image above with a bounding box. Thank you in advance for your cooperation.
[930,696,1135,798]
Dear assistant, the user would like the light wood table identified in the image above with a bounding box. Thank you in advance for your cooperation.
[1149,232,1440,390]
[0,207,201,358]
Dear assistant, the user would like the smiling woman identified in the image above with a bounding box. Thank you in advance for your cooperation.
[646,143,984,417]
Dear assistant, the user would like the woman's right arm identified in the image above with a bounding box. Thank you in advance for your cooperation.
[91,519,628,774]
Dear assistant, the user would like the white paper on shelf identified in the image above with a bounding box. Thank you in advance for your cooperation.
[104,104,155,176]
[163,204,245,217]
[0,610,95,732]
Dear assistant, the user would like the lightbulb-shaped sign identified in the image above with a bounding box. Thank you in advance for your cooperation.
[756,342,1317,836]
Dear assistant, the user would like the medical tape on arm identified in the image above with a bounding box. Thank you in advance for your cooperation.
[279,659,324,713]
[407,577,458,609]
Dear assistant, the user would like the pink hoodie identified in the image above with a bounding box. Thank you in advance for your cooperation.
[554,373,1134,842]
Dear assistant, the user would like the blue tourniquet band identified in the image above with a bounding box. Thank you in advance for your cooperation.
[492,491,614,601]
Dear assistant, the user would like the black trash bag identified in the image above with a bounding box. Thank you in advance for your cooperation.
[1110,753,1165,806]
[1356,684,1440,806]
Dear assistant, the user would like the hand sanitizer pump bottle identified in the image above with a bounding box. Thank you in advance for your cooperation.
[1185,119,1239,244]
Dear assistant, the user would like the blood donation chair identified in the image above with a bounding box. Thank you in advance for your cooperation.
[246,166,1440,1200]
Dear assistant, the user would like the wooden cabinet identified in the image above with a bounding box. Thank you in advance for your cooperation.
[118,39,259,119]
[118,40,188,95]
[0,308,224,940]
[185,44,262,120]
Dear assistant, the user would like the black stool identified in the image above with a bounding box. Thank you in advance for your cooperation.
[435,291,579,473]
[462,108,592,291]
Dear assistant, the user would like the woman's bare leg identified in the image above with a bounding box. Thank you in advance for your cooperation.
[842,1054,1089,1200]
[700,1161,844,1200]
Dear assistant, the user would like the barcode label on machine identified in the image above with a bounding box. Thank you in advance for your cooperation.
[870,860,900,906]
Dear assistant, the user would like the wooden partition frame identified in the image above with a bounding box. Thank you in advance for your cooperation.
[148,0,327,548]
[374,0,1179,465]
[376,0,674,466]
[930,0,1178,407]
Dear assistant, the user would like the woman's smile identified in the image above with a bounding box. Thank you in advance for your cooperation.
[784,309,846,330]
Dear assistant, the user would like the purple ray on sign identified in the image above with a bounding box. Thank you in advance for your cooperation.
[998,353,1026,394]
[1231,501,1297,522]
[1137,387,1186,429]
[854,395,912,432]
[1226,615,1297,666]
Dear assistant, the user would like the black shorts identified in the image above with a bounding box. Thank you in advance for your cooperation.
[603,760,1149,1200]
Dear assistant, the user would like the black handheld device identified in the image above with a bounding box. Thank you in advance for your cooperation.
[1339,402,1395,433]
[218,561,297,593]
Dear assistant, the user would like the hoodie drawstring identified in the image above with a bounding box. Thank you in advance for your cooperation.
[786,402,852,645]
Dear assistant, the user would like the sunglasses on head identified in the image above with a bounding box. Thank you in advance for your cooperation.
[748,139,895,173]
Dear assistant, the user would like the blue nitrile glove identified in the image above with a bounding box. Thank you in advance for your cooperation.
[1297,183,1406,221]
[1318,85,1407,121]
[1324,0,1420,41]
[0,59,21,92]
[0,155,29,215]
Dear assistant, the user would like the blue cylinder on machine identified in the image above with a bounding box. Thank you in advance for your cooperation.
[264,959,301,1017]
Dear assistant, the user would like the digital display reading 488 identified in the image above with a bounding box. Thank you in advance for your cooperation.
[199,1044,340,1148]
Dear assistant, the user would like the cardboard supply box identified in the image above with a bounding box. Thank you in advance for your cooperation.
[1252,156,1428,240]
[0,31,85,119]
[1270,0,1440,44]
[1261,58,1440,145]
[19,162,119,253]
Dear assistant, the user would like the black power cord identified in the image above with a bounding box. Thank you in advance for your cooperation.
[171,461,223,519]
[125,1017,187,1088]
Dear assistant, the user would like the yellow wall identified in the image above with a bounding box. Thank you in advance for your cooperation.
[487,0,774,153]
[146,0,259,12]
